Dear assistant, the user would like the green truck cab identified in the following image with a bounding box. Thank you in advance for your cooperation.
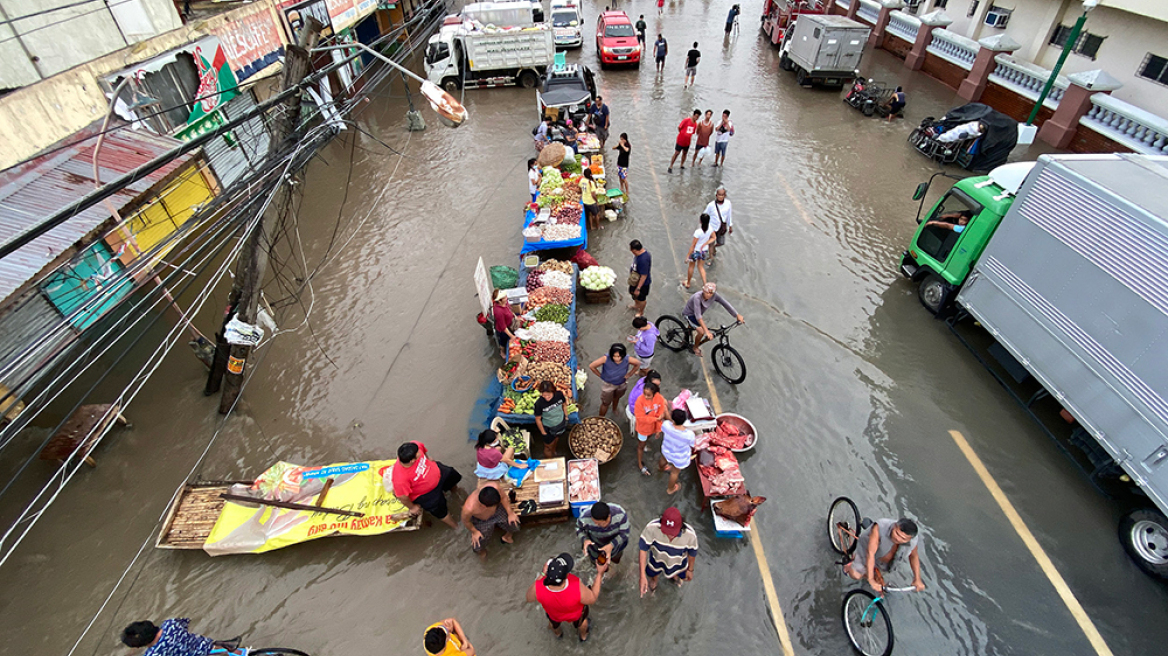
[899,162,1034,313]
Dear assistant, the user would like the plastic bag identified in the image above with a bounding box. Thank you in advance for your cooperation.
[490,265,518,290]
[671,389,693,410]
[696,146,712,162]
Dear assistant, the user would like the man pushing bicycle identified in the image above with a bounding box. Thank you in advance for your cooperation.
[843,517,926,593]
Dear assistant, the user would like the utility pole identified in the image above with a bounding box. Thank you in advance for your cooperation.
[217,17,323,413]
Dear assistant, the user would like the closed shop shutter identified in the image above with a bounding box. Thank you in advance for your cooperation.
[208,91,271,188]
[126,161,217,255]
[41,242,135,331]
[0,293,77,392]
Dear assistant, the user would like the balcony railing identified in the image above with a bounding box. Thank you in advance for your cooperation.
[926,28,977,70]
[885,10,920,42]
[856,0,880,23]
[989,55,1067,109]
[1081,94,1168,155]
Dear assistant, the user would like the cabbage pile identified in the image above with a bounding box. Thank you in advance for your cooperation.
[580,266,616,291]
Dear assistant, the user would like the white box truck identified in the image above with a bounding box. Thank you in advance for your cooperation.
[425,20,555,92]
[903,153,1168,579]
[779,14,869,88]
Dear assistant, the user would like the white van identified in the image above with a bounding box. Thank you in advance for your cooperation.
[549,0,583,48]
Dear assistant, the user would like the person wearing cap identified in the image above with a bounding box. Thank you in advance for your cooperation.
[525,552,608,641]
[423,618,476,656]
[391,441,463,529]
[575,501,631,564]
[491,290,516,360]
[682,283,744,356]
[638,507,699,596]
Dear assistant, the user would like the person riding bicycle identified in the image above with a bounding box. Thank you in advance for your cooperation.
[843,518,925,593]
[121,619,243,656]
[682,283,744,356]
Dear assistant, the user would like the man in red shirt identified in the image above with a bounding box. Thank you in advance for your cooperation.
[668,110,701,173]
[391,441,463,528]
[525,552,607,641]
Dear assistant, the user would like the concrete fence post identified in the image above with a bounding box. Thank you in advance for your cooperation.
[868,0,905,48]
[957,34,1021,102]
[1037,70,1123,148]
[905,10,952,71]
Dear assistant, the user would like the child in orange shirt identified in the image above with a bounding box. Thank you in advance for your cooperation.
[633,382,668,476]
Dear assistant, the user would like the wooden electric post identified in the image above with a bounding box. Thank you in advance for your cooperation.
[219,17,323,414]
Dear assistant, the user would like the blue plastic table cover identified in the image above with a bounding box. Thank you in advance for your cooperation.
[520,204,588,254]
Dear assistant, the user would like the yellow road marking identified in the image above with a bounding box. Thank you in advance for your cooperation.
[775,172,814,225]
[630,93,794,655]
[948,430,1115,656]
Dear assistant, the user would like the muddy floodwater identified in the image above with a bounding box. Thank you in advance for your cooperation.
[2,3,1167,656]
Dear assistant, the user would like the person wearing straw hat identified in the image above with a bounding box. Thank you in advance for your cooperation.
[526,552,608,641]
[638,507,699,596]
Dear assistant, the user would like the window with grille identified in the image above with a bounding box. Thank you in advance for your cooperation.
[1047,24,1106,60]
[967,0,979,18]
[933,0,948,8]
[1138,53,1168,86]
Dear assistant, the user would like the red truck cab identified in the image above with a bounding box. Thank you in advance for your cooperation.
[595,11,641,68]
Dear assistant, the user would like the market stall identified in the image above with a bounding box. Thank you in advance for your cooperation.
[499,456,573,525]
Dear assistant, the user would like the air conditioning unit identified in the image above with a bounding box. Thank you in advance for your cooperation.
[985,7,1011,28]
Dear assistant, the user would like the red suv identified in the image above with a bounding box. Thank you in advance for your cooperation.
[596,11,641,68]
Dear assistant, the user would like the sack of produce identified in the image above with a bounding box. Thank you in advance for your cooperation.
[570,248,599,269]
[490,265,518,290]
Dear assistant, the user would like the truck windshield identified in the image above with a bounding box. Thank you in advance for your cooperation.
[604,24,635,37]
[552,12,577,26]
[917,190,981,263]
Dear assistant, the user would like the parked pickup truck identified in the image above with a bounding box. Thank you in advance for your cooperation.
[778,13,868,88]
[900,153,1168,579]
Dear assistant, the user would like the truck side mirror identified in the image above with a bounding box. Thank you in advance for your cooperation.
[912,182,929,201]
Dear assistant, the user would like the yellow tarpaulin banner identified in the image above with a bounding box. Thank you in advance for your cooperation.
[204,459,413,555]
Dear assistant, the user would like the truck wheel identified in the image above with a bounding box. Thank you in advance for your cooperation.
[1119,508,1168,579]
[780,53,794,71]
[918,273,954,315]
[518,70,538,89]
[442,78,460,94]
[795,67,808,86]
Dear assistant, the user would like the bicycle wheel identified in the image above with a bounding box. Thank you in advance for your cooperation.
[842,589,894,656]
[710,343,746,384]
[250,649,312,656]
[655,315,690,352]
[828,496,863,556]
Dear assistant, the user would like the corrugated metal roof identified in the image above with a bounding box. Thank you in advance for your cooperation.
[0,129,191,303]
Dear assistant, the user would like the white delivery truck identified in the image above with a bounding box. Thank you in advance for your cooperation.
[425,19,555,92]
[778,13,869,88]
[549,0,583,48]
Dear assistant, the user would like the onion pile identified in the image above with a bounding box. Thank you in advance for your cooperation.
[542,224,582,242]
[541,271,572,289]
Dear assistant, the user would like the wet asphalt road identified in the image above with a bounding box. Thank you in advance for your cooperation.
[1,2,1167,655]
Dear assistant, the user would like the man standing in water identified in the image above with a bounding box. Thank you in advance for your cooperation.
[653,34,668,73]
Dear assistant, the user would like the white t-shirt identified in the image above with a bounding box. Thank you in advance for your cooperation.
[705,199,732,231]
[529,168,540,195]
[693,227,715,253]
[714,120,734,143]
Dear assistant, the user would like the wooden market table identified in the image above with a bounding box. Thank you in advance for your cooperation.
[500,457,571,526]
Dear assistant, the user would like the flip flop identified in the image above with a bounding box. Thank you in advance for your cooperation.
[640,466,652,476]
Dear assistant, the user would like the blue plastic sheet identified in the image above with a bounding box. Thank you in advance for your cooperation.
[520,204,588,254]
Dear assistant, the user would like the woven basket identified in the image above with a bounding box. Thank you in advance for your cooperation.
[568,417,623,463]
[581,287,613,304]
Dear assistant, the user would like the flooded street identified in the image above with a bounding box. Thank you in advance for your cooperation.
[3,2,1167,655]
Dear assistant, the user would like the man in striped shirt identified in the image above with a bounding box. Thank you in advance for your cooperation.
[575,501,631,564]
[639,507,699,596]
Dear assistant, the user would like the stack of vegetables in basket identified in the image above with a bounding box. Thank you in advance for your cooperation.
[580,265,616,304]
[498,259,579,417]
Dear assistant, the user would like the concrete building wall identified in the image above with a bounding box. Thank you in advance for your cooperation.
[0,1,282,171]
[925,0,1168,113]
[0,0,181,89]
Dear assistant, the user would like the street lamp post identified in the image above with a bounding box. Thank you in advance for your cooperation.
[313,43,468,128]
[1026,0,1098,126]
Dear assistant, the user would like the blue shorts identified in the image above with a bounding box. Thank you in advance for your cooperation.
[689,250,707,262]
[714,141,728,156]
[684,314,700,327]
[618,166,628,180]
